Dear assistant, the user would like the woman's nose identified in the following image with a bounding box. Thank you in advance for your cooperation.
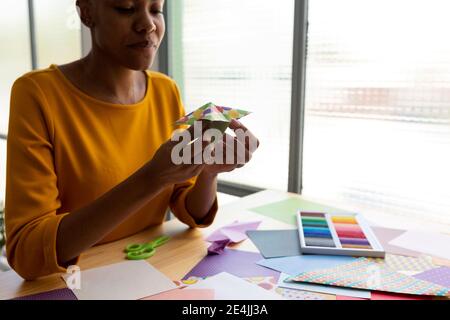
[134,12,157,34]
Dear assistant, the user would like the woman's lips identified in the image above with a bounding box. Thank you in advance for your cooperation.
[127,41,157,51]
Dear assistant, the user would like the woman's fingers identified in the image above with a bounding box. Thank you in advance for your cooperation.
[172,120,258,170]
[174,132,212,162]
[214,134,251,165]
[228,119,260,153]
[189,138,212,161]
[234,136,251,164]
[172,163,205,182]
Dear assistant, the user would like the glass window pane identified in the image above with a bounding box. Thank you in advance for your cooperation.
[0,0,31,134]
[34,0,82,68]
[170,0,295,190]
[0,139,5,202]
[303,0,450,231]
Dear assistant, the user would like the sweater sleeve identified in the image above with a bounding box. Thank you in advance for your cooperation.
[169,176,219,228]
[5,76,79,280]
[168,80,218,228]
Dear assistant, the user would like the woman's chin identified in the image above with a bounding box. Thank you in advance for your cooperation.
[121,56,155,71]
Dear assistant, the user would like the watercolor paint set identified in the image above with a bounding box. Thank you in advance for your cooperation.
[297,211,385,258]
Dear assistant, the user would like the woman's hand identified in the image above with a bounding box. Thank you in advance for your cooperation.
[201,119,260,176]
[144,125,210,186]
[145,119,259,185]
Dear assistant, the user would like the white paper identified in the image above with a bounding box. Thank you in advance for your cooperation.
[188,272,283,300]
[277,273,371,299]
[62,260,177,300]
[389,230,450,260]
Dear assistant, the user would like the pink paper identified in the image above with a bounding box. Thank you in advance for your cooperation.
[206,220,262,243]
[337,292,433,300]
[371,226,421,257]
[143,288,215,300]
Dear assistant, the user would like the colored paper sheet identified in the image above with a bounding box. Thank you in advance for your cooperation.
[276,287,336,300]
[62,260,177,300]
[12,288,77,300]
[277,273,371,299]
[175,102,251,127]
[249,198,345,226]
[187,272,283,300]
[143,288,215,300]
[337,292,433,300]
[178,274,334,300]
[206,220,262,243]
[206,220,262,255]
[243,275,334,300]
[413,266,450,288]
[370,226,421,257]
[183,248,280,280]
[367,254,436,273]
[389,230,450,261]
[246,230,301,258]
[256,254,356,276]
[207,239,231,255]
[288,258,449,297]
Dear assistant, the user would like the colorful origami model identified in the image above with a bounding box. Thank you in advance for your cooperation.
[175,102,251,133]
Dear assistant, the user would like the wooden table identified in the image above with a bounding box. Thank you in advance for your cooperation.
[0,190,448,300]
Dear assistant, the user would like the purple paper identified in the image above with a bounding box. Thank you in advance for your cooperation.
[413,266,450,288]
[206,220,262,243]
[183,249,280,280]
[12,288,77,300]
[371,226,421,257]
[207,239,231,255]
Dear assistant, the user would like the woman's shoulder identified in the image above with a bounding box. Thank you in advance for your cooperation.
[146,70,173,81]
[146,70,179,90]
[12,65,61,93]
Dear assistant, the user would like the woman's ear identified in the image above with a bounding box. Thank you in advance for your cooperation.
[76,0,95,28]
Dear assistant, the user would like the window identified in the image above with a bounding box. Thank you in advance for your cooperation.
[170,0,450,229]
[0,0,31,202]
[0,140,5,202]
[0,0,82,202]
[169,0,295,190]
[302,0,450,228]
[0,0,31,135]
[34,0,82,68]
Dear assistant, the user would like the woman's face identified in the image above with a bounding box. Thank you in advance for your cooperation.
[83,0,165,70]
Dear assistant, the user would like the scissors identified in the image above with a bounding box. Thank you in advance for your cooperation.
[124,235,170,260]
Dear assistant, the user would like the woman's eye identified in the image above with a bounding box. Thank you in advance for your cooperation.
[115,7,135,14]
[151,9,164,15]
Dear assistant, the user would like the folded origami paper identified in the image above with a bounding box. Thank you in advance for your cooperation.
[205,220,262,255]
[175,102,251,133]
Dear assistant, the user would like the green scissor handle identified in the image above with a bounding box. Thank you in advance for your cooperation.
[150,235,170,248]
[124,235,170,260]
[126,246,156,260]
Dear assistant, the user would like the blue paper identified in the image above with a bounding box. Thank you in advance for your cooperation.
[256,254,356,276]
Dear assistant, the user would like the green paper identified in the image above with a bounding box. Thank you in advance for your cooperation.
[249,198,345,226]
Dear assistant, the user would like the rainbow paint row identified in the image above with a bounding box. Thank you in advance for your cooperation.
[297,212,385,258]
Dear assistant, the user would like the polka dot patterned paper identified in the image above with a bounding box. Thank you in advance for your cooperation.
[175,102,251,126]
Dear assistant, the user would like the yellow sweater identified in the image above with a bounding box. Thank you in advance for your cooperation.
[5,65,218,280]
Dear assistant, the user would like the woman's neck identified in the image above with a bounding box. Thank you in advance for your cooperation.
[79,48,147,104]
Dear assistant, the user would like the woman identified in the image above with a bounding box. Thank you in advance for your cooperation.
[5,0,259,280]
